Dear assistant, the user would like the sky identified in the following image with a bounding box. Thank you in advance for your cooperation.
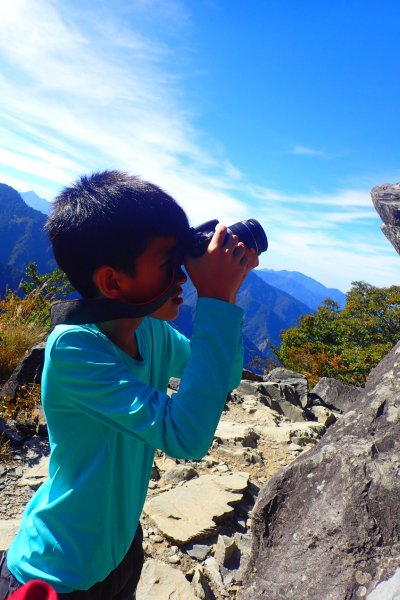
[0,0,399,293]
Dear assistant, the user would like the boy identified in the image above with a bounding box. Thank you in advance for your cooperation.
[1,170,258,598]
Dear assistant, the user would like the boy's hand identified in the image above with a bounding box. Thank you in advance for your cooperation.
[185,223,259,303]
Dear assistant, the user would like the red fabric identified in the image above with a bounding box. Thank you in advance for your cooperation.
[9,580,58,600]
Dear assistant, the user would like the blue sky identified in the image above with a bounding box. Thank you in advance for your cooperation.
[0,0,399,292]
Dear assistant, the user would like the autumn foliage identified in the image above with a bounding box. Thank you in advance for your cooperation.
[276,281,400,387]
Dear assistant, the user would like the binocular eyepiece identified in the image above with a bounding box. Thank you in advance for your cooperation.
[188,218,268,258]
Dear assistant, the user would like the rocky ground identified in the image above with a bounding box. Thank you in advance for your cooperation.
[0,370,344,599]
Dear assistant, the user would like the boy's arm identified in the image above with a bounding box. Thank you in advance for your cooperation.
[48,298,242,460]
[165,318,244,391]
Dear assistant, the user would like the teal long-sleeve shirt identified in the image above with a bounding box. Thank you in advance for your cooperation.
[7,298,243,593]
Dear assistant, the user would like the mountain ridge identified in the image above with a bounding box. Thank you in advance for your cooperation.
[256,268,346,310]
[0,182,344,372]
[20,191,51,215]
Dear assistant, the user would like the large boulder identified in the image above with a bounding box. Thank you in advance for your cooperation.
[371,182,400,253]
[310,377,360,413]
[239,340,400,600]
[263,368,309,408]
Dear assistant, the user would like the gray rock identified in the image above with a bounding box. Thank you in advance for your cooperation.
[311,377,360,413]
[162,464,198,484]
[366,566,400,599]
[239,341,400,600]
[186,542,212,561]
[371,182,400,254]
[263,368,309,408]
[0,344,45,401]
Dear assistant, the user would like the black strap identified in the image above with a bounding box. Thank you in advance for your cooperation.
[50,288,175,327]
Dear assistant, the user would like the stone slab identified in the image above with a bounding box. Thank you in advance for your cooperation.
[0,520,20,552]
[144,472,249,544]
[136,559,197,599]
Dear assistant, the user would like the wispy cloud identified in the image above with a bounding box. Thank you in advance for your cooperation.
[289,145,326,157]
[0,0,397,292]
[0,0,247,225]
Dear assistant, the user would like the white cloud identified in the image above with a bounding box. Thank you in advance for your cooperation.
[0,0,250,224]
[0,0,397,291]
[289,145,325,157]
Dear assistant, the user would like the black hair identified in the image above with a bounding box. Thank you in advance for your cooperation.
[45,170,190,298]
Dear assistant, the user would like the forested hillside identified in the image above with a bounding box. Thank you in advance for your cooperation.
[0,184,55,296]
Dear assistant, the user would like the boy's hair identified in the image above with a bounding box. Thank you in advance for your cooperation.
[45,170,190,298]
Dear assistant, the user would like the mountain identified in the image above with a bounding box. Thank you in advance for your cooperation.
[255,268,346,310]
[0,183,55,296]
[20,191,52,215]
[172,271,314,371]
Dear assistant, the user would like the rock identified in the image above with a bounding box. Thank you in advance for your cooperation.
[366,566,400,599]
[257,382,308,422]
[203,557,227,596]
[154,456,177,473]
[241,369,263,382]
[239,341,400,600]
[311,377,360,413]
[0,344,45,401]
[0,418,23,446]
[168,377,181,391]
[0,519,20,552]
[143,472,249,544]
[371,182,400,253]
[16,456,49,489]
[214,535,238,567]
[186,542,212,561]
[162,464,198,484]
[191,566,216,600]
[214,422,258,446]
[253,421,325,445]
[263,368,309,408]
[309,405,337,427]
[136,559,197,599]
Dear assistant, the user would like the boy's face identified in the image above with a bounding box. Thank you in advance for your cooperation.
[116,235,186,321]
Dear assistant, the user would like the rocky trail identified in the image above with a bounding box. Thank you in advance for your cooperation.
[0,368,347,599]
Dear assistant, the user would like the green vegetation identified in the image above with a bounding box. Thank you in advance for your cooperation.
[0,262,72,382]
[275,281,400,387]
[0,264,72,431]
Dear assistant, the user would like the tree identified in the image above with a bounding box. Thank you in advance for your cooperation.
[276,282,400,387]
[19,262,73,302]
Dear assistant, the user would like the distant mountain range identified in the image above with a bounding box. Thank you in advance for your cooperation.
[0,183,347,371]
[255,268,346,310]
[0,184,55,294]
[171,273,315,368]
[20,191,52,215]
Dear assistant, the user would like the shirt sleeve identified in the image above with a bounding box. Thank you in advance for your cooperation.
[47,298,244,460]
[163,318,243,389]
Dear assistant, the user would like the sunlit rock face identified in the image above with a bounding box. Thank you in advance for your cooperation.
[371,181,400,255]
[239,182,400,600]
[239,340,400,600]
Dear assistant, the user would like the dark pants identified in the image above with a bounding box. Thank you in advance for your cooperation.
[0,525,144,600]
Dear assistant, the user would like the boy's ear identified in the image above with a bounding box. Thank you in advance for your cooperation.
[93,265,124,300]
